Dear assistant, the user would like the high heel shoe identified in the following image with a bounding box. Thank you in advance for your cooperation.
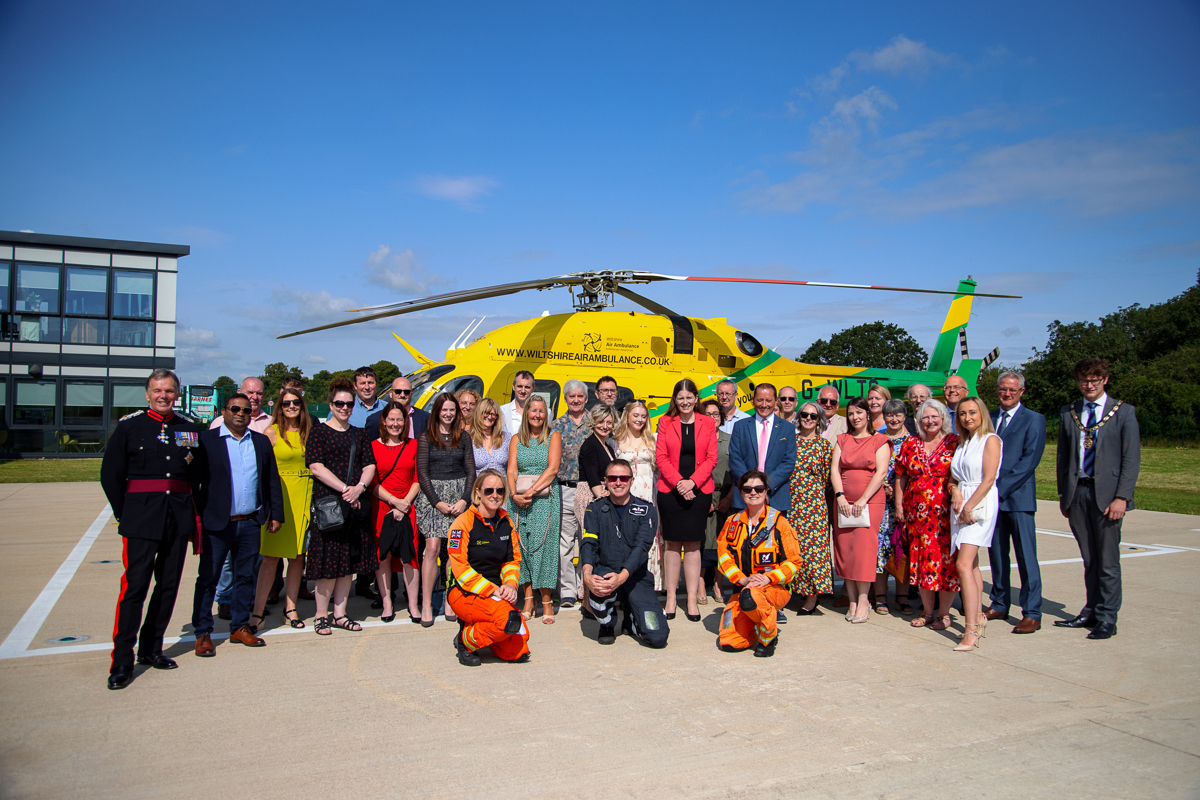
[954,622,981,651]
[541,600,555,625]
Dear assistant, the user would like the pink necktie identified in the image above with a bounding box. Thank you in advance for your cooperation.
[757,417,769,471]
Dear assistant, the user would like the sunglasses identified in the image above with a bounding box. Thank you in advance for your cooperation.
[331,400,353,409]
[818,398,838,406]
[480,487,506,497]
[393,389,412,396]
[742,484,767,494]
[798,412,819,420]
[780,396,797,402]
[279,399,303,408]
[605,474,633,483]
[227,405,251,415]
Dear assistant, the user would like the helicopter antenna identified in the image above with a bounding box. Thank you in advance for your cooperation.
[461,315,487,346]
[774,335,793,351]
[449,319,476,351]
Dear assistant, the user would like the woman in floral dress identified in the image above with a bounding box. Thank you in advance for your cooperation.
[506,396,562,623]
[894,399,960,630]
[786,401,834,614]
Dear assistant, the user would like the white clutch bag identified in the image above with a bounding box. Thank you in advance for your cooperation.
[964,493,995,524]
[837,508,871,528]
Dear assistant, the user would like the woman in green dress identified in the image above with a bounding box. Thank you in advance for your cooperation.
[251,387,313,630]
[506,395,562,624]
[786,401,834,615]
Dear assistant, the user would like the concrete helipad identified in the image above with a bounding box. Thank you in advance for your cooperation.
[0,482,1197,799]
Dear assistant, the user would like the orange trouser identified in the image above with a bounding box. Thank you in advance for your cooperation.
[718,584,791,650]
[448,587,530,661]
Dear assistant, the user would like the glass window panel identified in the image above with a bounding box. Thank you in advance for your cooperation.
[110,319,153,346]
[11,430,56,454]
[15,264,60,314]
[113,271,154,318]
[0,379,6,406]
[63,317,108,344]
[65,267,108,315]
[0,263,9,311]
[17,315,61,343]
[15,380,57,425]
[111,384,145,423]
[64,382,104,426]
[61,429,106,453]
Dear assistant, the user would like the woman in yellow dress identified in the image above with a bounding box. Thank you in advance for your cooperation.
[251,387,313,629]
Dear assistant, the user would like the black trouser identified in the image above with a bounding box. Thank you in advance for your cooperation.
[587,575,669,648]
[111,515,190,671]
[1067,482,1123,624]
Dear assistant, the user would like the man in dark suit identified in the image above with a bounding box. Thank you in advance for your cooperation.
[365,375,429,442]
[1054,358,1140,640]
[985,370,1047,633]
[191,393,285,654]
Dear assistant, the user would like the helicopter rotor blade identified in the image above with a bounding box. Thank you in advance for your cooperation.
[638,273,1022,300]
[612,285,681,317]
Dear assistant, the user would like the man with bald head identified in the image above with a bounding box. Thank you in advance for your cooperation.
[817,385,847,444]
[942,376,969,430]
[210,377,271,433]
[365,375,430,443]
[904,384,931,435]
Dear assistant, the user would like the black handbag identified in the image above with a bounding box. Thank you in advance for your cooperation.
[312,432,360,533]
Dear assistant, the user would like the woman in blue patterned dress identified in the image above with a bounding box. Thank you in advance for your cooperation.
[874,399,913,614]
[506,395,562,623]
[470,398,511,473]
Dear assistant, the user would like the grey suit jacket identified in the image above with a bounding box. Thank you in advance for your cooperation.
[1056,398,1140,513]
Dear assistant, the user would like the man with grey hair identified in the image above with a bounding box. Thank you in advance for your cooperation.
[904,384,931,436]
[986,369,1047,633]
[818,384,847,444]
[551,378,590,608]
[716,379,749,434]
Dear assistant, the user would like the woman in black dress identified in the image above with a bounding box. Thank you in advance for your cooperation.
[305,377,377,635]
[654,379,719,621]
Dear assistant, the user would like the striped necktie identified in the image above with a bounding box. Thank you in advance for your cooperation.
[997,411,1010,436]
[1082,402,1098,478]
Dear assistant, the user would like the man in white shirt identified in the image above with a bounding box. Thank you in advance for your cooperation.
[716,380,750,434]
[818,385,847,444]
[500,371,536,435]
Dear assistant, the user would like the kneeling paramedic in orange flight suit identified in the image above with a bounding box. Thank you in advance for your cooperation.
[447,469,530,666]
[717,470,802,658]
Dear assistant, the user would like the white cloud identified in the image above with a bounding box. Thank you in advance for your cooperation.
[363,245,448,294]
[174,325,240,382]
[415,174,498,209]
[305,354,327,364]
[811,35,952,93]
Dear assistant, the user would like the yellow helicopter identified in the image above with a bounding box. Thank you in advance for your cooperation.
[279,271,1018,417]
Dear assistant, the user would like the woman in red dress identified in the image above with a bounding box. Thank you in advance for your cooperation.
[894,399,960,630]
[371,402,422,623]
[831,397,891,623]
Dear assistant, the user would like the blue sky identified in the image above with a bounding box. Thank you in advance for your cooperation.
[2,2,1197,383]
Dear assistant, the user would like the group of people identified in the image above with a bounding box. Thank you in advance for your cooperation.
[101,357,1140,687]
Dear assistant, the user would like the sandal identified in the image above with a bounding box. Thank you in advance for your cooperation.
[929,614,952,631]
[897,599,914,615]
[874,600,890,615]
[541,601,555,625]
[911,613,934,628]
[314,616,332,636]
[284,609,305,629]
[249,613,265,634]
[332,616,362,632]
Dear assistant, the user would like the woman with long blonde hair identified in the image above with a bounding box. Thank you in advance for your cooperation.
[470,397,511,473]
[506,396,562,622]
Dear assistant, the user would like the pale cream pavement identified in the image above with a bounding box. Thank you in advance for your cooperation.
[0,483,1197,799]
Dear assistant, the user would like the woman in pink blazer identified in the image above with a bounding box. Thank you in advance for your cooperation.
[655,379,720,621]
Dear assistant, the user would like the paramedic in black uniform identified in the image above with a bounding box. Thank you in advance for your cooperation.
[101,369,205,690]
[580,458,669,647]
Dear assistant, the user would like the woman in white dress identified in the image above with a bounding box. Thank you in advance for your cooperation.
[614,400,662,590]
[948,396,1002,652]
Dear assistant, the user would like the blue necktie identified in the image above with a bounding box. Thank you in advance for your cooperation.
[1082,402,1098,478]
[997,411,1010,437]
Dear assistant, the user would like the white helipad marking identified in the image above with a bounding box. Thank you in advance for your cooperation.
[0,506,113,659]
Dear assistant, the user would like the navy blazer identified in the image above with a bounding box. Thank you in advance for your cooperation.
[990,405,1047,513]
[196,426,285,531]
[728,414,797,512]
[365,406,429,443]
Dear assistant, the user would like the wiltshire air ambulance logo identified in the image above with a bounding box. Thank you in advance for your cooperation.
[582,333,602,353]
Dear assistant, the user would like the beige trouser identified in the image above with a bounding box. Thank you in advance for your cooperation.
[558,483,581,600]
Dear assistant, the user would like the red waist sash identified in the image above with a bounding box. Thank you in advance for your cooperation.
[126,479,192,494]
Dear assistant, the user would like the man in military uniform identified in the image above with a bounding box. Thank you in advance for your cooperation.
[101,369,205,690]
[581,459,669,648]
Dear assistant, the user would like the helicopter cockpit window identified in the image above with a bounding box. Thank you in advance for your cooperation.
[407,365,456,410]
[585,382,634,414]
[440,375,485,400]
[735,331,764,358]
